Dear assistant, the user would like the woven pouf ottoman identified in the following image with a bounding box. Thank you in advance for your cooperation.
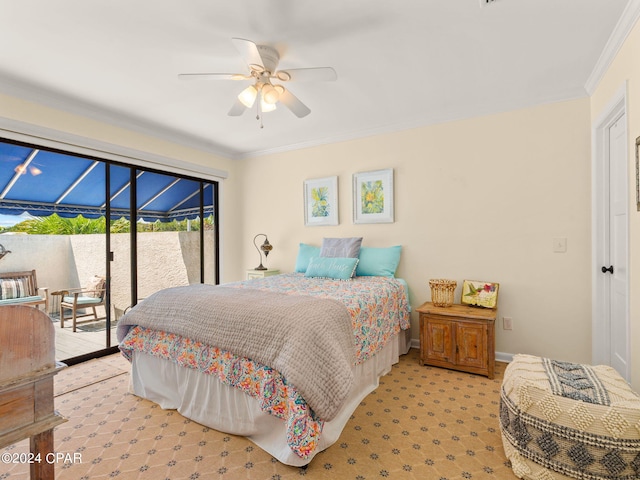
[500,354,640,480]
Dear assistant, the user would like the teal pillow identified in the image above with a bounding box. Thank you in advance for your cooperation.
[356,246,402,277]
[294,243,321,273]
[304,257,359,280]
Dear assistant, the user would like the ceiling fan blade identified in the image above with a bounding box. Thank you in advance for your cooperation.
[231,37,265,71]
[178,73,250,81]
[228,98,247,116]
[276,67,337,82]
[279,88,311,118]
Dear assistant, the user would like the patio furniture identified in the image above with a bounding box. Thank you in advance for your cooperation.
[0,270,49,311]
[60,275,106,332]
[0,305,67,480]
[500,354,640,480]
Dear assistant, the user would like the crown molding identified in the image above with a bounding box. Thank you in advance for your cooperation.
[584,0,640,95]
[237,87,589,159]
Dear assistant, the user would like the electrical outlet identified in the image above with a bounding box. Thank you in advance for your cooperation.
[503,317,513,330]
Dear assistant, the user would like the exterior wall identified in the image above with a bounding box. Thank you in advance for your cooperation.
[0,231,214,315]
[0,234,75,294]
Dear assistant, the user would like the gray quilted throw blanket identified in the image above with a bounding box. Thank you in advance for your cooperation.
[117,284,356,420]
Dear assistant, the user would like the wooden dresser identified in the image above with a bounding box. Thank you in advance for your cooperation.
[0,305,67,479]
[416,302,496,379]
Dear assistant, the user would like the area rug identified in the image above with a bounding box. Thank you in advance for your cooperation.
[1,349,515,479]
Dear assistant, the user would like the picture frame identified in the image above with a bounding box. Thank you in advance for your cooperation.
[353,168,394,224]
[461,280,499,309]
[303,176,339,226]
[636,136,640,211]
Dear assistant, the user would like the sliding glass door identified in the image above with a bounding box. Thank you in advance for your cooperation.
[0,138,219,364]
[135,170,209,298]
[107,163,133,350]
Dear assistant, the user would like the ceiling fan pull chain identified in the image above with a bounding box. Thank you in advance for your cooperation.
[257,95,264,129]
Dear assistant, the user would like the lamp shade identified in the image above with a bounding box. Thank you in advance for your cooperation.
[260,97,277,112]
[261,84,280,104]
[238,85,258,108]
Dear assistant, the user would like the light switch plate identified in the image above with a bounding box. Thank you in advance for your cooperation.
[553,237,567,253]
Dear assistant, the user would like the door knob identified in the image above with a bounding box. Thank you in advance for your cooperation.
[601,265,614,274]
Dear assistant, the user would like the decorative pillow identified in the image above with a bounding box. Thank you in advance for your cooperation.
[356,245,402,277]
[86,275,105,298]
[304,257,359,280]
[0,278,28,300]
[320,237,363,258]
[294,243,321,273]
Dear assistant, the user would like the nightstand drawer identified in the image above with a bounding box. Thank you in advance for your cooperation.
[246,269,280,280]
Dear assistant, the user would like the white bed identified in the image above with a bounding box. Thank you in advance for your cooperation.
[129,329,410,465]
[118,271,411,466]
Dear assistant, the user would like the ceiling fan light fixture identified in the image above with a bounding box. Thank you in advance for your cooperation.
[260,96,277,112]
[182,38,336,123]
[262,84,280,104]
[238,84,258,108]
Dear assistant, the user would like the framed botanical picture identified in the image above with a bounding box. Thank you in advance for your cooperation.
[303,176,339,226]
[353,168,394,224]
[461,280,499,309]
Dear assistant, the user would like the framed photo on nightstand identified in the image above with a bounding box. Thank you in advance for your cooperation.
[461,280,499,309]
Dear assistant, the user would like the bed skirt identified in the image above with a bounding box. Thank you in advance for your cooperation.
[128,329,411,466]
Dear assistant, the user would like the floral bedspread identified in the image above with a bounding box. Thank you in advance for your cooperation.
[226,273,410,364]
[119,273,410,458]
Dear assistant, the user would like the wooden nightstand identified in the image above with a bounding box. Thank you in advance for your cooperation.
[246,269,280,280]
[416,302,496,379]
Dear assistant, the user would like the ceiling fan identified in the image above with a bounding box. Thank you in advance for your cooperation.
[179,38,337,125]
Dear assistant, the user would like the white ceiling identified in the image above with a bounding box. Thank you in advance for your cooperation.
[0,0,635,159]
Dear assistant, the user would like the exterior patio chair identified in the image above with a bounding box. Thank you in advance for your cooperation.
[60,275,106,332]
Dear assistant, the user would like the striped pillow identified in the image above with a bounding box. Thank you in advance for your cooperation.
[0,278,29,300]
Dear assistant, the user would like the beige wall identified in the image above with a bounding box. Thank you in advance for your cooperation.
[237,98,593,363]
[590,18,640,388]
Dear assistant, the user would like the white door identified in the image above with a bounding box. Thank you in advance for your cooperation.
[593,88,630,380]
[605,114,629,379]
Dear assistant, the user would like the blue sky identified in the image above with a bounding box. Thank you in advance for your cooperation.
[0,213,31,227]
